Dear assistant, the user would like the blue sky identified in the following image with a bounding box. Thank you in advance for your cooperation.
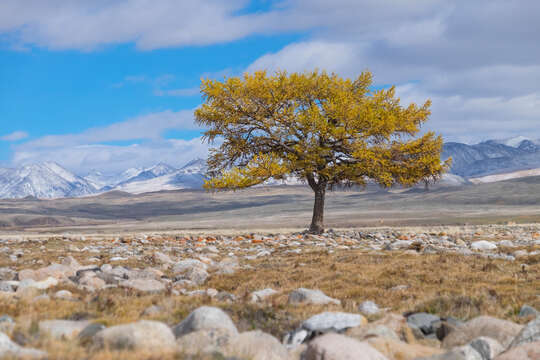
[1,0,539,173]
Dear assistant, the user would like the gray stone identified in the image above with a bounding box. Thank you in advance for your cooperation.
[176,328,234,355]
[0,332,47,359]
[304,333,388,360]
[0,268,16,281]
[0,315,15,333]
[53,290,74,300]
[153,251,173,264]
[224,330,289,360]
[172,259,208,274]
[0,281,14,292]
[508,316,540,349]
[78,323,106,345]
[173,306,238,338]
[469,337,503,360]
[93,320,176,351]
[250,288,278,303]
[288,288,340,305]
[119,278,165,293]
[471,241,497,251]
[519,305,539,318]
[39,320,91,340]
[183,267,208,285]
[407,312,441,336]
[302,312,366,333]
[359,301,380,316]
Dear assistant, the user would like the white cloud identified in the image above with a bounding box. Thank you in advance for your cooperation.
[0,0,282,50]
[22,110,199,149]
[13,138,210,174]
[0,131,28,141]
[247,41,361,75]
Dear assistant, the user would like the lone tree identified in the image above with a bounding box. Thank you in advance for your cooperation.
[195,70,448,233]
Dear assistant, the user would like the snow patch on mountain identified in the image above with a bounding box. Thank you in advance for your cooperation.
[0,162,96,199]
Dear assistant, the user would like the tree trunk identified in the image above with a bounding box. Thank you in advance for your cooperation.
[309,186,326,234]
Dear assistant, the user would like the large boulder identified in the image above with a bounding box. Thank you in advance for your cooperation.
[304,333,388,360]
[288,288,340,306]
[93,320,176,351]
[119,278,165,293]
[442,316,522,349]
[173,306,238,338]
[224,330,288,360]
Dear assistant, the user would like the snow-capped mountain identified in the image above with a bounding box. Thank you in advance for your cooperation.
[0,162,96,199]
[110,159,206,194]
[442,137,540,178]
[2,135,540,199]
[113,163,177,188]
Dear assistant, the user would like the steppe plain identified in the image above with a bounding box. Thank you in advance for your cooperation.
[0,178,539,359]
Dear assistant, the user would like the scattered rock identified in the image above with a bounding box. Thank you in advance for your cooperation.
[250,288,279,303]
[518,305,539,318]
[407,312,441,338]
[172,306,238,338]
[224,330,289,360]
[359,301,380,316]
[176,328,234,355]
[304,333,388,360]
[119,278,165,293]
[469,336,503,360]
[53,290,74,300]
[93,320,176,351]
[471,241,497,251]
[302,312,367,333]
[78,323,106,345]
[288,288,340,306]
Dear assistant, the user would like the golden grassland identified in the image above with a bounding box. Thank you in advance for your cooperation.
[1,242,539,359]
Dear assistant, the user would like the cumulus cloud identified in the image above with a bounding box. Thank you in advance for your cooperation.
[2,0,540,145]
[0,131,28,141]
[0,0,284,50]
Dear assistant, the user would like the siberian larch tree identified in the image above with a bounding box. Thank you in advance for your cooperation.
[195,70,448,233]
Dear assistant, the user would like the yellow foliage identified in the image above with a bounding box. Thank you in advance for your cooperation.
[195,69,448,192]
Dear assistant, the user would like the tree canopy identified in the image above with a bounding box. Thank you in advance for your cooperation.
[195,70,449,233]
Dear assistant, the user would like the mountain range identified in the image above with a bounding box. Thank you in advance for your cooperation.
[1,136,540,199]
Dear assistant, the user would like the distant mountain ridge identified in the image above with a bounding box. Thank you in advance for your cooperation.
[442,136,540,178]
[1,135,540,199]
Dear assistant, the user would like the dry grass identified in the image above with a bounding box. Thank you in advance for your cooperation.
[1,245,539,359]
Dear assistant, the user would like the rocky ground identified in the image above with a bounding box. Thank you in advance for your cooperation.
[0,224,539,359]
